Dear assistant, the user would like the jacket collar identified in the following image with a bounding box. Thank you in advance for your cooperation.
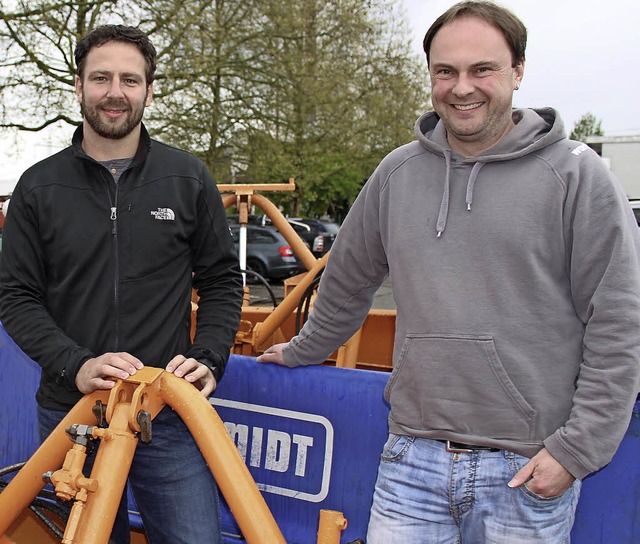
[71,123,152,166]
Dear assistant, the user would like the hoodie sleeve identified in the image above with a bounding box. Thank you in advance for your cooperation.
[543,150,640,479]
[283,168,390,367]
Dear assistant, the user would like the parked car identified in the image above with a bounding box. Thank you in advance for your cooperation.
[227,214,340,258]
[629,200,640,226]
[290,218,340,257]
[229,224,301,281]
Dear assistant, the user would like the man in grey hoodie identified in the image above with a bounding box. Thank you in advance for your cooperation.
[258,1,640,542]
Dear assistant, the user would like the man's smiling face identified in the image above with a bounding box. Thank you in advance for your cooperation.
[429,16,524,156]
[75,41,152,141]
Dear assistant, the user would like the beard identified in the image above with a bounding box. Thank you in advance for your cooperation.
[81,97,146,140]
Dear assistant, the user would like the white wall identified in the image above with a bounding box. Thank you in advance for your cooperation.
[601,140,640,199]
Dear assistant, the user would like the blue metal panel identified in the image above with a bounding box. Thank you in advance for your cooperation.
[0,325,41,468]
[571,400,640,543]
[212,355,389,543]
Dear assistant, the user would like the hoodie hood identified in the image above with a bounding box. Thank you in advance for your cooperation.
[414,108,567,236]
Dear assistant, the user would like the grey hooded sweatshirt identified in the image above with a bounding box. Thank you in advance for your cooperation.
[282,108,640,480]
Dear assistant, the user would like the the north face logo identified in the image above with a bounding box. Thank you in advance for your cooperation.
[151,208,175,221]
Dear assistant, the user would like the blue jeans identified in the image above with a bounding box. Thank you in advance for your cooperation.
[367,434,581,544]
[38,405,222,544]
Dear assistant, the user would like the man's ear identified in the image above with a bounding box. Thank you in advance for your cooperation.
[145,82,154,107]
[514,61,524,90]
[75,76,83,104]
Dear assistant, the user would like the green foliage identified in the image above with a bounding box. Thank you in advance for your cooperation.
[0,0,430,217]
[570,112,604,141]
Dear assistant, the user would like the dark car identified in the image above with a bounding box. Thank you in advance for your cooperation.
[290,218,340,257]
[229,224,300,281]
[629,200,640,226]
[227,214,339,258]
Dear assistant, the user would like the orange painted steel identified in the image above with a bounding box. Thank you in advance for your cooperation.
[249,193,317,272]
[219,184,397,369]
[220,184,317,273]
[0,391,110,539]
[0,369,285,544]
[65,402,137,543]
[156,371,285,544]
[251,252,330,353]
[335,326,363,369]
[317,510,348,544]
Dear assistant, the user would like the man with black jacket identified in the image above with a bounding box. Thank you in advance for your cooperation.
[0,25,243,543]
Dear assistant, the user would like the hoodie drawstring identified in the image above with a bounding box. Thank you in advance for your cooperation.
[435,154,485,238]
[465,162,485,211]
[436,150,452,238]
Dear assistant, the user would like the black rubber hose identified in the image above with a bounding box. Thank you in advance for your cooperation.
[0,461,69,540]
[29,503,65,539]
[242,269,278,308]
[295,274,323,334]
[0,461,26,477]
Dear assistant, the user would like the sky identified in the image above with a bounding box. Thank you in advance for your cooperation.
[1,0,638,194]
[401,0,639,137]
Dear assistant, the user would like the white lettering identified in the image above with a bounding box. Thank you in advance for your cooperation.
[150,207,176,220]
[292,434,314,477]
[224,422,248,461]
[222,422,314,476]
[571,143,589,156]
[265,430,291,472]
[250,426,263,468]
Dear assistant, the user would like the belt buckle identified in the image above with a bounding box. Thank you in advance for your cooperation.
[445,440,474,454]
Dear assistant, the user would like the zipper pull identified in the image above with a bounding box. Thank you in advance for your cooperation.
[110,207,117,220]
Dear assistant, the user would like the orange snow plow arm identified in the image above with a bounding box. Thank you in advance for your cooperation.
[0,368,286,544]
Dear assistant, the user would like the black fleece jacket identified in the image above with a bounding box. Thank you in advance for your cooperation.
[0,125,243,410]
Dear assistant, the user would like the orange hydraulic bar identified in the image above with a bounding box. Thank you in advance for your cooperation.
[0,391,110,538]
[335,326,363,369]
[219,183,317,272]
[217,180,296,194]
[249,194,317,271]
[0,370,286,544]
[252,252,329,352]
[157,372,285,543]
[70,403,138,544]
[317,510,348,544]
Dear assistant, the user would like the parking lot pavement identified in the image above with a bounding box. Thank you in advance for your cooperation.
[371,279,395,310]
[247,281,284,307]
[246,277,396,310]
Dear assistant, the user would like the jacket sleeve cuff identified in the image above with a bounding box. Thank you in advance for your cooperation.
[58,352,94,392]
[188,348,225,382]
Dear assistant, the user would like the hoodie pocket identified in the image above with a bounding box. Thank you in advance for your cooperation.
[385,333,536,441]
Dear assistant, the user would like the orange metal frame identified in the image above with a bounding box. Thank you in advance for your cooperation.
[0,368,287,544]
[218,181,396,370]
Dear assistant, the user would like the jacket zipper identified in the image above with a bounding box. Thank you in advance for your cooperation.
[104,179,120,351]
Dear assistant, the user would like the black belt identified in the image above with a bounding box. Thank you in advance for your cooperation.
[438,440,500,453]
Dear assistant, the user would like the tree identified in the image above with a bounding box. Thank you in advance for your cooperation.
[237,0,428,216]
[0,0,429,216]
[570,112,604,141]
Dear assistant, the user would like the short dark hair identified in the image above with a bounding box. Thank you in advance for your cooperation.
[423,1,527,68]
[75,25,157,85]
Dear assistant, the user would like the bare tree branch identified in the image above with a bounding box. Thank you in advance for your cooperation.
[0,114,80,131]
